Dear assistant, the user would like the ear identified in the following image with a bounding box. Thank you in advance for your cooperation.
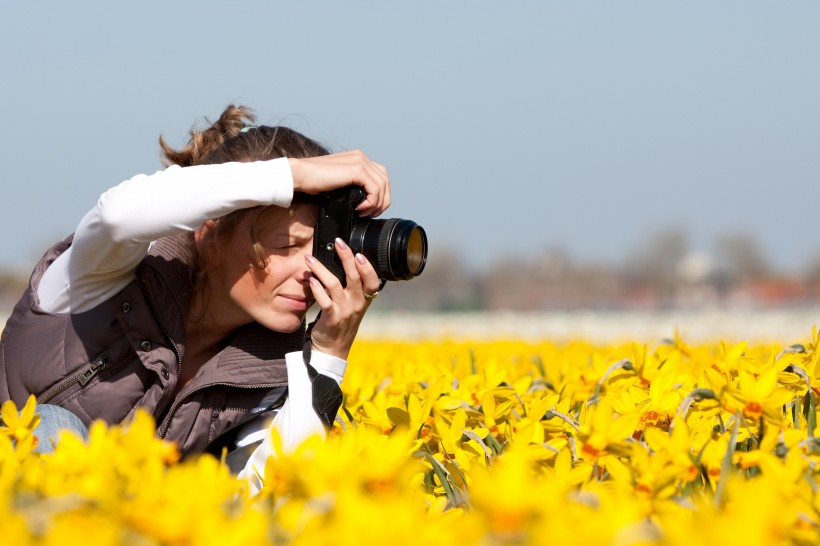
[194,219,221,267]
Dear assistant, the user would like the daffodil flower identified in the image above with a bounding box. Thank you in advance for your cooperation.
[0,395,40,453]
[577,399,641,461]
[723,366,795,425]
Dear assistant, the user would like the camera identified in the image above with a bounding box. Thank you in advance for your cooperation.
[312,186,428,285]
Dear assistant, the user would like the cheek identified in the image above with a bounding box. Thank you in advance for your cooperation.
[255,257,295,291]
[275,257,304,282]
[249,264,271,286]
[231,247,309,299]
[215,242,258,289]
[222,259,273,299]
[227,271,262,304]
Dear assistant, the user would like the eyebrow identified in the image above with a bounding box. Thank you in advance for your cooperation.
[265,232,312,245]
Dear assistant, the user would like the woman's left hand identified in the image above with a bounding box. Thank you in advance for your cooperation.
[305,238,381,360]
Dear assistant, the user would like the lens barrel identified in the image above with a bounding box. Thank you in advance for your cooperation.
[350,218,428,281]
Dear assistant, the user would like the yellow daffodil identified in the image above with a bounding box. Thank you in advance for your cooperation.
[577,399,641,461]
[723,365,795,425]
[4,336,820,545]
[0,395,40,452]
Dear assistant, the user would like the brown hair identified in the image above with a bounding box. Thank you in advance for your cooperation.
[160,105,329,316]
[159,105,330,168]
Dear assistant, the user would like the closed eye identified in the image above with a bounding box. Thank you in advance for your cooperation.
[262,238,312,254]
[265,244,300,256]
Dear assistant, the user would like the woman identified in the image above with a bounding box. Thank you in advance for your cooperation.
[0,105,389,492]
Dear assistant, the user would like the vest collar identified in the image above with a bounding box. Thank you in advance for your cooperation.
[141,233,299,388]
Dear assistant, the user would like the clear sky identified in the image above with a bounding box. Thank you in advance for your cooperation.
[1,1,818,274]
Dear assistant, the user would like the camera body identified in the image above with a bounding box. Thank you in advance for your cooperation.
[312,186,427,285]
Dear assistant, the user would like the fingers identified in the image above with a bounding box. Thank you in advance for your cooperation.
[325,150,389,217]
[354,155,391,216]
[354,253,381,297]
[303,240,380,360]
[308,275,332,310]
[305,256,338,312]
[288,150,391,217]
[306,239,380,304]
[340,242,380,299]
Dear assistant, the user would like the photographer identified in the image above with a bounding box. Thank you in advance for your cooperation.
[0,105,389,493]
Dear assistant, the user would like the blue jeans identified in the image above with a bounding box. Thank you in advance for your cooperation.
[32,404,89,454]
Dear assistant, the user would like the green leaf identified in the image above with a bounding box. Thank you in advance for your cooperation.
[714,412,740,508]
[807,391,817,438]
[415,451,457,504]
[462,429,493,463]
[386,407,410,428]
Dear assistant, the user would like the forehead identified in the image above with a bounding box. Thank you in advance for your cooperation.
[252,203,317,237]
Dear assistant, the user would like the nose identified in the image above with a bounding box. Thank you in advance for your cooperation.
[296,241,316,284]
[290,252,311,282]
[298,262,314,283]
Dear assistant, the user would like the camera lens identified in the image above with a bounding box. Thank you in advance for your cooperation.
[350,218,428,281]
[405,226,426,275]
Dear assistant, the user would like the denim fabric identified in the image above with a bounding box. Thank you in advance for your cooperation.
[32,404,89,454]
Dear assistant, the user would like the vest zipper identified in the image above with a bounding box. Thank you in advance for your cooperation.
[140,276,182,377]
[39,355,109,404]
[158,382,287,438]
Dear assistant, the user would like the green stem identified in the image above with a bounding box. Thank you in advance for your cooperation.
[714,412,740,509]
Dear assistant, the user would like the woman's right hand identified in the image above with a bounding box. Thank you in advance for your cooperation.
[288,151,391,217]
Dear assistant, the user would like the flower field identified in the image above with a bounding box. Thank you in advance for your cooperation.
[4,327,820,545]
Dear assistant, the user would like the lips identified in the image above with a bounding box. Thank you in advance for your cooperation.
[279,293,310,311]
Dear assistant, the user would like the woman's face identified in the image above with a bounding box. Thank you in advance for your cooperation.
[206,203,317,333]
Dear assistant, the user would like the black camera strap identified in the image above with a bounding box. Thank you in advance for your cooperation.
[302,315,344,430]
[300,280,386,430]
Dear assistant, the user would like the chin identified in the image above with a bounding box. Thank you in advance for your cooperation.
[281,320,307,333]
[260,313,307,334]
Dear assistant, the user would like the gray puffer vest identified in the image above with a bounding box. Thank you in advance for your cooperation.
[0,233,303,456]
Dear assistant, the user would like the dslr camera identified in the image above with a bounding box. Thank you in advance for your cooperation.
[312,186,428,285]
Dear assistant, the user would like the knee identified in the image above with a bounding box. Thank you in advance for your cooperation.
[33,404,89,453]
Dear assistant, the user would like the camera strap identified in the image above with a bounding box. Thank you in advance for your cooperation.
[302,315,344,430]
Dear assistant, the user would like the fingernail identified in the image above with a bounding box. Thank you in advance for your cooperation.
[309,277,320,287]
[335,238,349,250]
[305,255,316,264]
[355,253,367,265]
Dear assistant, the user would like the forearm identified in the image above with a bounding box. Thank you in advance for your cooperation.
[38,158,294,313]
[92,160,294,244]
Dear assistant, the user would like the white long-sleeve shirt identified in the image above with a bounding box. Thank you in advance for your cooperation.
[36,157,343,493]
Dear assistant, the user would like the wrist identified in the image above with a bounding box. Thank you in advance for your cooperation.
[311,345,349,361]
[288,158,303,192]
[310,337,350,361]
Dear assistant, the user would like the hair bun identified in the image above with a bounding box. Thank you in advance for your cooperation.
[159,105,257,167]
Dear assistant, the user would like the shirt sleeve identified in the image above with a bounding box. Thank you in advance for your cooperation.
[237,350,347,496]
[37,158,294,314]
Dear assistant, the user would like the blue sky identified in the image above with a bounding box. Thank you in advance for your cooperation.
[1,1,818,273]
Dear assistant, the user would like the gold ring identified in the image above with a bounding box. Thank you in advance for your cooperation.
[364,291,380,300]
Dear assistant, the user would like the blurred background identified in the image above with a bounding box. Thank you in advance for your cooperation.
[1,1,819,341]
